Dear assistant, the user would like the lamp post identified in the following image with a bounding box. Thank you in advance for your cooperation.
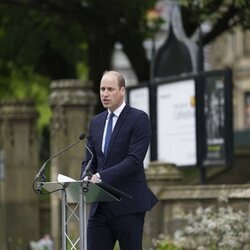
[150,35,156,85]
[196,3,207,185]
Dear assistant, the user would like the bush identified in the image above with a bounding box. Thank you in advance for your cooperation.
[153,234,182,250]
[153,198,250,250]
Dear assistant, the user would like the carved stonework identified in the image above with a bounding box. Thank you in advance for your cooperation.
[50,79,95,105]
[0,99,39,249]
[146,161,182,195]
[50,79,96,136]
[147,161,182,181]
[0,99,38,119]
[0,100,38,146]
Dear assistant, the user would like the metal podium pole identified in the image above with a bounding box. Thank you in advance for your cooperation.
[40,180,122,250]
[61,189,67,250]
[80,183,88,250]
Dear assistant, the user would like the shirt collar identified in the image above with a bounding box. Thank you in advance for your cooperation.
[107,101,126,118]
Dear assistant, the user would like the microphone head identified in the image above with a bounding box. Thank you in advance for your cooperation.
[79,133,86,140]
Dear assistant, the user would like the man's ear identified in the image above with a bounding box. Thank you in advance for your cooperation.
[121,86,125,96]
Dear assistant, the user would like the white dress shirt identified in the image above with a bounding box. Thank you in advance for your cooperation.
[102,101,126,153]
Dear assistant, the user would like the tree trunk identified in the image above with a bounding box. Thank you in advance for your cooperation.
[119,28,150,83]
[87,31,116,114]
[37,46,77,79]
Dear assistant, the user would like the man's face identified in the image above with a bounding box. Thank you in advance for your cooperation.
[100,73,125,112]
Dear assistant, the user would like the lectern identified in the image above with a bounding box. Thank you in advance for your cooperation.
[40,179,123,250]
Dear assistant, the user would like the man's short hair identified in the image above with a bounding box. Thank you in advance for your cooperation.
[103,70,125,88]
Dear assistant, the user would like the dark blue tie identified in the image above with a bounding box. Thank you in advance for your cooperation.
[104,112,114,155]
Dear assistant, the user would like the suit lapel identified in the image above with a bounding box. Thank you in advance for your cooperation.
[96,111,108,155]
[104,105,129,162]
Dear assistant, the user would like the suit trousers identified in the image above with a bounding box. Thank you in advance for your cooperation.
[87,202,145,250]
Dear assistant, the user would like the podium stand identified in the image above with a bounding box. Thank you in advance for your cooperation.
[40,180,122,250]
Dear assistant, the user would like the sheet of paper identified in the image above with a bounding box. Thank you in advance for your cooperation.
[57,174,76,183]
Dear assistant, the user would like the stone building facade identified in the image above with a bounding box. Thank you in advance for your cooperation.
[207,29,250,131]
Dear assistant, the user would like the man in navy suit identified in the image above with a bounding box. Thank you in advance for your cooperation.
[81,70,158,250]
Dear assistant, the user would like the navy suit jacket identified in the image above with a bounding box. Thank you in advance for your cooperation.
[81,104,158,216]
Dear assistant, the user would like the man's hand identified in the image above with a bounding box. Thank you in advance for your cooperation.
[89,173,102,183]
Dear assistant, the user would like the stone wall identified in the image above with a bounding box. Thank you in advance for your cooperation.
[158,184,250,236]
[0,100,39,249]
[144,162,250,249]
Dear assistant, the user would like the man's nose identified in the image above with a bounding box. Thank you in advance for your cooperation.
[102,90,109,96]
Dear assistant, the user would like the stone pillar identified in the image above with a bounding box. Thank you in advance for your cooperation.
[0,100,39,249]
[144,162,182,249]
[0,148,6,250]
[49,79,97,249]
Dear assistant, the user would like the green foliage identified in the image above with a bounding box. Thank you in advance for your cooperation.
[0,4,86,69]
[143,7,165,38]
[0,3,87,130]
[180,0,250,27]
[153,236,183,250]
[0,0,249,128]
[0,63,51,130]
[113,242,120,250]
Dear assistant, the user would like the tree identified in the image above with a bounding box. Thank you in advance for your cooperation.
[181,0,250,45]
[0,0,156,113]
[0,0,249,116]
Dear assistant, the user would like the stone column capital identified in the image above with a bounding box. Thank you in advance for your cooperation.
[0,99,39,121]
[50,79,97,107]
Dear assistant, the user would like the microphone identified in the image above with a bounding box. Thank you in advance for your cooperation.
[81,135,93,180]
[34,133,86,181]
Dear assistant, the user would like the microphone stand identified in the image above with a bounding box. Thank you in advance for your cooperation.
[33,133,85,194]
[81,142,93,180]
